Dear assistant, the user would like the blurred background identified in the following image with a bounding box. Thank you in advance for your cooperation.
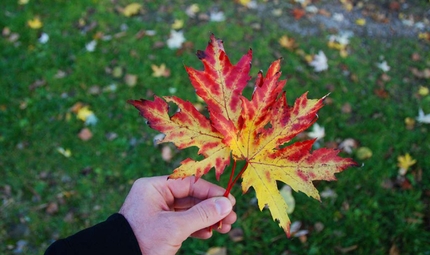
[1,0,430,254]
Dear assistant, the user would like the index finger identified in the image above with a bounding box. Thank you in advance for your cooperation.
[166,176,236,205]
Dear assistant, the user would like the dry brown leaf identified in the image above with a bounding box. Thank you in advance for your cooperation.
[228,227,244,242]
[335,245,358,253]
[318,9,331,17]
[411,68,430,79]
[341,103,352,114]
[279,35,297,50]
[292,8,306,20]
[46,202,59,215]
[411,53,420,61]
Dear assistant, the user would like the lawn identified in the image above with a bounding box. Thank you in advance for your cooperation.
[1,0,430,254]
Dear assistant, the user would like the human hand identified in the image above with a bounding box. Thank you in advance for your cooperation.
[119,176,236,255]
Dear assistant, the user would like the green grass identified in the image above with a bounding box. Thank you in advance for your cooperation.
[1,0,430,254]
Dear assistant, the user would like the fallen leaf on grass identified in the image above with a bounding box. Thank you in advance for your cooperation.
[166,30,185,49]
[161,145,173,162]
[377,60,390,72]
[106,132,118,141]
[280,185,295,214]
[185,4,200,18]
[171,19,184,30]
[341,0,353,11]
[404,117,415,130]
[77,106,98,126]
[279,35,297,50]
[418,86,429,96]
[290,221,308,238]
[151,64,170,77]
[228,228,244,242]
[38,33,49,44]
[85,40,97,52]
[122,3,142,17]
[356,147,372,160]
[389,243,400,255]
[206,247,226,255]
[292,8,306,20]
[418,32,430,41]
[411,68,430,79]
[124,74,138,87]
[78,128,93,141]
[336,245,358,253]
[309,51,328,72]
[153,134,165,146]
[305,5,318,14]
[46,202,59,215]
[112,66,123,78]
[339,138,358,154]
[209,11,226,22]
[307,123,325,140]
[28,17,43,29]
[416,108,430,123]
[57,147,72,157]
[18,0,29,5]
[320,187,337,199]
[54,70,67,79]
[355,18,366,26]
[397,153,416,176]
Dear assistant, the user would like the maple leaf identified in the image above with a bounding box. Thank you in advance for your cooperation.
[279,35,297,51]
[129,34,357,236]
[151,64,170,77]
[397,153,416,176]
[122,3,142,17]
[27,17,43,29]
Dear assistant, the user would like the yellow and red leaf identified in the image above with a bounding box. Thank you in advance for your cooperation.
[129,34,357,236]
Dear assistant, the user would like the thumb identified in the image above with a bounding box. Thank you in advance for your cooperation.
[172,197,232,236]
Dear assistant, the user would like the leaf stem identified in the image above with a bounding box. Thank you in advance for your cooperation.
[223,161,249,197]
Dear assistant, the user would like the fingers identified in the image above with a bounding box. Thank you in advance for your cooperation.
[190,210,237,239]
[166,176,236,204]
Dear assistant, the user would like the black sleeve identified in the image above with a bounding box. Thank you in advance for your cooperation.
[45,213,142,255]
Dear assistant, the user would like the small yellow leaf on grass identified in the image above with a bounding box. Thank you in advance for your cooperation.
[18,0,29,5]
[356,147,372,160]
[404,117,415,130]
[206,247,226,255]
[151,64,171,77]
[122,3,142,17]
[77,106,94,121]
[171,19,184,30]
[355,18,366,26]
[76,106,98,125]
[397,153,416,174]
[418,86,429,96]
[238,0,251,6]
[279,35,297,50]
[28,17,43,29]
[418,32,430,41]
[57,147,72,157]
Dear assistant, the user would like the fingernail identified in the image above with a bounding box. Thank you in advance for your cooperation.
[215,197,231,215]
